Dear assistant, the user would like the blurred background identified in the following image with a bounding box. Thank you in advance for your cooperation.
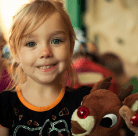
[0,0,138,135]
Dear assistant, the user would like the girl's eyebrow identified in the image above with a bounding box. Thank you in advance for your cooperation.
[27,31,66,39]
[51,31,66,36]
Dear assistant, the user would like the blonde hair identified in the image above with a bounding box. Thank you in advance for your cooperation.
[8,0,76,90]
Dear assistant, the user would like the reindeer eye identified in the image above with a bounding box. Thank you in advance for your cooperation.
[77,107,89,119]
[100,114,117,128]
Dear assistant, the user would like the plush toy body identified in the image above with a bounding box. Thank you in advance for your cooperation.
[71,76,138,136]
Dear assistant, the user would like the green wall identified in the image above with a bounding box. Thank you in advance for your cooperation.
[67,0,81,29]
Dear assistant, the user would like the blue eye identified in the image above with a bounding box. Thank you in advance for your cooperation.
[25,42,36,47]
[51,39,62,44]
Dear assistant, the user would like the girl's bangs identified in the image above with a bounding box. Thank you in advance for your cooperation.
[19,2,56,39]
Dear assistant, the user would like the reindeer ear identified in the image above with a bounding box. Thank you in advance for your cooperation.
[90,76,112,93]
[122,91,138,113]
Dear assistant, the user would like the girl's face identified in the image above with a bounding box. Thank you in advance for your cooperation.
[17,12,72,85]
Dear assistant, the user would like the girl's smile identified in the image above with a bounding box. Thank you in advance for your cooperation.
[37,64,57,72]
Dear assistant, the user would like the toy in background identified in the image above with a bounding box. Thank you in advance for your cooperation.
[74,28,99,54]
[71,28,119,94]
[119,105,138,136]
[74,28,87,53]
[84,0,138,77]
[2,44,10,60]
[72,51,101,64]
[100,52,138,95]
[71,76,138,136]
[71,51,119,94]
[0,34,12,92]
[86,42,99,54]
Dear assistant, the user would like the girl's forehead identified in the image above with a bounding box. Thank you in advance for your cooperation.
[23,12,68,37]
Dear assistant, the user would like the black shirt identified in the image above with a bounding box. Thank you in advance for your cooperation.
[0,86,91,136]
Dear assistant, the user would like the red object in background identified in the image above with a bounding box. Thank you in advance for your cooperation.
[130,114,138,126]
[0,69,11,92]
[71,58,119,95]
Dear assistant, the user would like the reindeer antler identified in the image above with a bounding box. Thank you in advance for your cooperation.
[98,76,112,89]
[118,84,133,101]
[90,76,112,93]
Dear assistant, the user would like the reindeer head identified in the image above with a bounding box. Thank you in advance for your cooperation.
[71,76,135,136]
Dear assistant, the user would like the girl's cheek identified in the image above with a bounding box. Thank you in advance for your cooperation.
[56,46,71,58]
[56,53,70,61]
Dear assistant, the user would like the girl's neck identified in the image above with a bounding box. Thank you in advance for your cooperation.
[21,78,62,99]
[20,80,63,108]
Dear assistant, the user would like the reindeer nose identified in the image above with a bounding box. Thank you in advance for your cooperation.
[130,114,138,126]
[77,106,90,119]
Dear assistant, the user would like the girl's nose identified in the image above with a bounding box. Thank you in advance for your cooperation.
[40,48,53,59]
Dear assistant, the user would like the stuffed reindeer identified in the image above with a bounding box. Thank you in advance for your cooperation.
[119,99,138,136]
[71,76,138,136]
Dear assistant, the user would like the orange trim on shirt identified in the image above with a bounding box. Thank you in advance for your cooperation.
[0,124,4,127]
[16,86,65,112]
[0,124,9,129]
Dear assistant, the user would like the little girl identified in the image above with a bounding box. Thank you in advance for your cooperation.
[0,0,93,135]
[0,0,113,136]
